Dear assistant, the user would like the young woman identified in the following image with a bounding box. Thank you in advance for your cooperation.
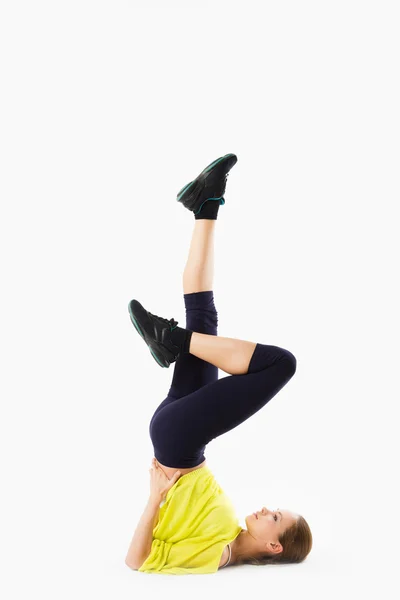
[125,154,312,575]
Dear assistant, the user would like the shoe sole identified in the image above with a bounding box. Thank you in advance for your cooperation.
[176,153,237,207]
[128,300,170,368]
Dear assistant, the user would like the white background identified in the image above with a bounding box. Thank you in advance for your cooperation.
[1,1,399,598]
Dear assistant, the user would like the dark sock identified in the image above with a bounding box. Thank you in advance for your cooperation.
[194,198,221,220]
[170,325,193,354]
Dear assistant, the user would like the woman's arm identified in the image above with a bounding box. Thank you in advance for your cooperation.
[125,494,161,570]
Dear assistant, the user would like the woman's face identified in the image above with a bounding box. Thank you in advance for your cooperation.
[245,507,299,539]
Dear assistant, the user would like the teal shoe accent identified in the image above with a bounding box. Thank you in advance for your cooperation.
[129,311,145,340]
[177,154,236,201]
[177,180,195,200]
[194,197,224,215]
[201,154,233,175]
[150,347,166,367]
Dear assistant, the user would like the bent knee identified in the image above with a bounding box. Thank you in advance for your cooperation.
[281,350,297,377]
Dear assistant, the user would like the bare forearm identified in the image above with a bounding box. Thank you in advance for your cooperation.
[125,495,161,568]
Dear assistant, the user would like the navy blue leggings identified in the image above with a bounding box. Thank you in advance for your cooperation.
[149,290,297,468]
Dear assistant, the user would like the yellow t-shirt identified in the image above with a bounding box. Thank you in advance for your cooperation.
[138,464,242,575]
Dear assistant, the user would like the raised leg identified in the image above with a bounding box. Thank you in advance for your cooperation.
[183,219,216,294]
[182,218,257,375]
[165,219,221,399]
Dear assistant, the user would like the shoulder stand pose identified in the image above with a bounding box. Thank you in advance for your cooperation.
[125,154,313,575]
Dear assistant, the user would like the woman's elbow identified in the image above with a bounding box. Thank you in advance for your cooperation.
[125,558,140,571]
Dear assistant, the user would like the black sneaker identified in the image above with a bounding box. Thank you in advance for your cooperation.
[176,153,238,215]
[128,299,180,368]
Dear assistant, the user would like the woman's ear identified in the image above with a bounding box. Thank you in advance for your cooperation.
[268,542,283,554]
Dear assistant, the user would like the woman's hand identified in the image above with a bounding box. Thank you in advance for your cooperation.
[149,458,181,503]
